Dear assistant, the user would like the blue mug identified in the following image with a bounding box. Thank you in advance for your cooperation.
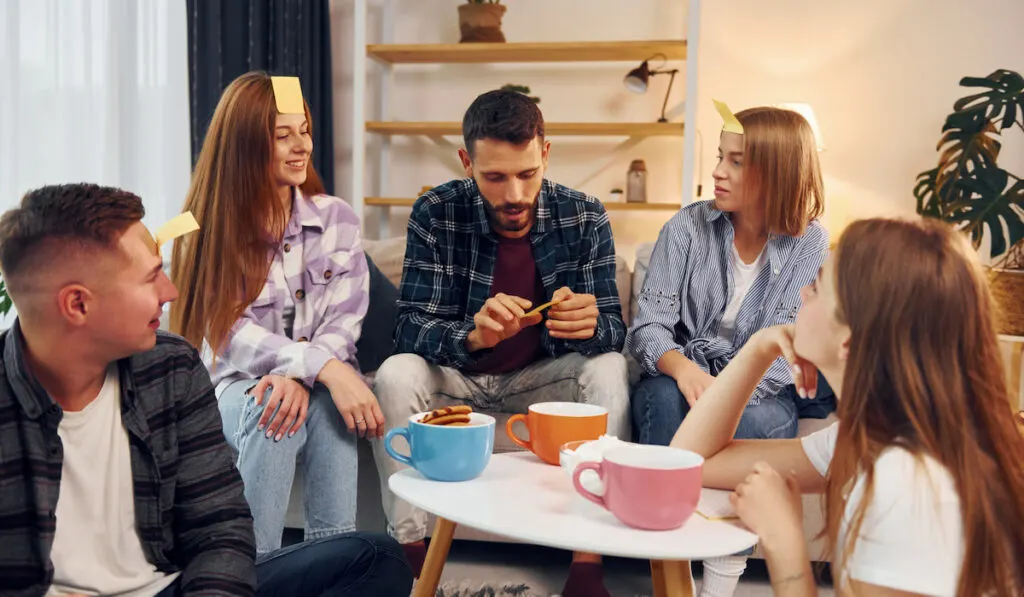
[384,412,495,482]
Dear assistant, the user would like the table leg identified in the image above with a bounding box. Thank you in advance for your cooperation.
[414,517,457,597]
[651,560,695,597]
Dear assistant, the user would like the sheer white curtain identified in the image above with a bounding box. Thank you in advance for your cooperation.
[0,0,190,229]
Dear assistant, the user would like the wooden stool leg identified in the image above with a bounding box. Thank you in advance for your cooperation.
[413,517,457,597]
[651,560,695,597]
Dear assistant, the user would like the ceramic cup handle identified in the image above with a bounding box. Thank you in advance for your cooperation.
[384,427,413,467]
[505,414,532,451]
[572,462,607,508]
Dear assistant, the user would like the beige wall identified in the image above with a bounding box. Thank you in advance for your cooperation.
[330,0,1024,262]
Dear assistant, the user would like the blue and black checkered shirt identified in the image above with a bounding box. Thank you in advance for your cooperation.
[394,178,626,368]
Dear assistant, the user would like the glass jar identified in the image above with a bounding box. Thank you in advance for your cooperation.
[626,159,647,203]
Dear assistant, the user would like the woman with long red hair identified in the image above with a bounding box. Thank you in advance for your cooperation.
[171,71,384,557]
[672,217,1024,596]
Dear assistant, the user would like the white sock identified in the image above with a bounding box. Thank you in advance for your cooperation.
[698,555,748,597]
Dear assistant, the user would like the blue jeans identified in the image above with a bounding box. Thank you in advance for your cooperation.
[631,375,830,446]
[154,533,413,597]
[220,380,358,555]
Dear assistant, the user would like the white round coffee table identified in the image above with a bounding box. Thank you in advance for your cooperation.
[390,452,758,597]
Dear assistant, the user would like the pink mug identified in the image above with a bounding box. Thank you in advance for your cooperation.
[572,445,704,531]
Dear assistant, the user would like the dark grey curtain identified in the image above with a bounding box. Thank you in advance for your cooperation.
[186,0,335,194]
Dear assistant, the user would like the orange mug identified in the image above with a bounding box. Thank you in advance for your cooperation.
[506,402,608,465]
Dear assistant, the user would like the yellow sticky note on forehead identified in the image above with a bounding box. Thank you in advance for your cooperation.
[713,99,744,135]
[154,212,200,249]
[271,76,305,114]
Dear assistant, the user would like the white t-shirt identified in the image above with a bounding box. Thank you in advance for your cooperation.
[801,423,964,596]
[718,243,768,344]
[48,367,180,597]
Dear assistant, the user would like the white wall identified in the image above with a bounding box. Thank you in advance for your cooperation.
[330,0,1024,261]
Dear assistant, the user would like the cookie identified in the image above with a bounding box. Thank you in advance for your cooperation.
[426,413,472,426]
[421,405,473,424]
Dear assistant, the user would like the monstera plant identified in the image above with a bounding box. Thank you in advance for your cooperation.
[915,68,1024,333]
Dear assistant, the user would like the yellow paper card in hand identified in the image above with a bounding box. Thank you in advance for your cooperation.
[271,76,305,114]
[713,99,744,135]
[521,298,563,319]
[152,212,200,255]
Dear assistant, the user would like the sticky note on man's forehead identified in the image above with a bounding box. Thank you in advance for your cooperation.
[713,99,744,135]
[271,76,305,114]
[153,212,200,251]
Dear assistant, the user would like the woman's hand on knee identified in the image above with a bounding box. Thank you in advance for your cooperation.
[674,363,715,407]
[251,375,310,441]
[318,359,386,439]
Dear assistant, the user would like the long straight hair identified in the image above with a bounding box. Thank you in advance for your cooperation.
[735,107,824,237]
[170,71,325,357]
[825,218,1024,595]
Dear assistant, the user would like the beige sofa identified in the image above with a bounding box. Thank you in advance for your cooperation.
[284,236,834,561]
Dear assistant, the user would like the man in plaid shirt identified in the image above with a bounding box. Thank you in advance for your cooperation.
[0,184,412,597]
[372,90,630,597]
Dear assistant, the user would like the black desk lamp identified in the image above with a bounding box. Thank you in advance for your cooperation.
[623,54,679,123]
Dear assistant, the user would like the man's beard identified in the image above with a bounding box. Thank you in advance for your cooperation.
[483,200,536,232]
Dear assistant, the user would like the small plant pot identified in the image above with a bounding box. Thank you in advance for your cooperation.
[458,4,507,43]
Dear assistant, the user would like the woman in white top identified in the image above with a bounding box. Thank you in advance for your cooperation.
[672,217,1024,596]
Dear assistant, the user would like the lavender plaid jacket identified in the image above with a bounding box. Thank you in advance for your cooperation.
[204,191,370,394]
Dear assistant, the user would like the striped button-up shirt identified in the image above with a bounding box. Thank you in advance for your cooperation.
[626,200,828,404]
[395,178,626,368]
[0,324,257,596]
[207,191,370,393]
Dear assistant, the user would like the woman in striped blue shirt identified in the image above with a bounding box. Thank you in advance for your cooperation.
[626,106,833,596]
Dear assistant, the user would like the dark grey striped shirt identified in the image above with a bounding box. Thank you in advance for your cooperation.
[0,323,257,596]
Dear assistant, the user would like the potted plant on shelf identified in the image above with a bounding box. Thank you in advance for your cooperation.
[915,68,1024,335]
[459,0,506,43]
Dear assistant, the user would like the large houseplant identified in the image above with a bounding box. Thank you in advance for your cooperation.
[915,69,1024,335]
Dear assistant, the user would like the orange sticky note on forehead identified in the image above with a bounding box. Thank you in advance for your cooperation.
[271,76,304,114]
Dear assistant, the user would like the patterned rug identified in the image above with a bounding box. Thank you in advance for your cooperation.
[433,583,540,597]
[431,582,651,597]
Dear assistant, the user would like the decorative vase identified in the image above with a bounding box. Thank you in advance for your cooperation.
[458,4,507,43]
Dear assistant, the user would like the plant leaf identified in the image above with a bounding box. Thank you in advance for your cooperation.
[945,168,1024,254]
[953,70,1024,132]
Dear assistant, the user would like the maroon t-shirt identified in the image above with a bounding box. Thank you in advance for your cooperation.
[467,235,547,375]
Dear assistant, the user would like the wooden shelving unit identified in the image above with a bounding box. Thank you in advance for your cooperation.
[351,1,703,238]
[364,197,680,211]
[367,40,687,64]
[366,121,685,137]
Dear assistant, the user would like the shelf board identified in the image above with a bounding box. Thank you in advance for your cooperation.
[367,40,687,64]
[364,197,679,212]
[366,121,683,137]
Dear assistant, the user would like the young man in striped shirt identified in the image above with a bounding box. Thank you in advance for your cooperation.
[371,89,630,597]
[0,183,412,597]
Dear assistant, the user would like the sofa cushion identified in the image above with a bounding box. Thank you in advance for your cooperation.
[354,254,399,374]
[363,238,406,288]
